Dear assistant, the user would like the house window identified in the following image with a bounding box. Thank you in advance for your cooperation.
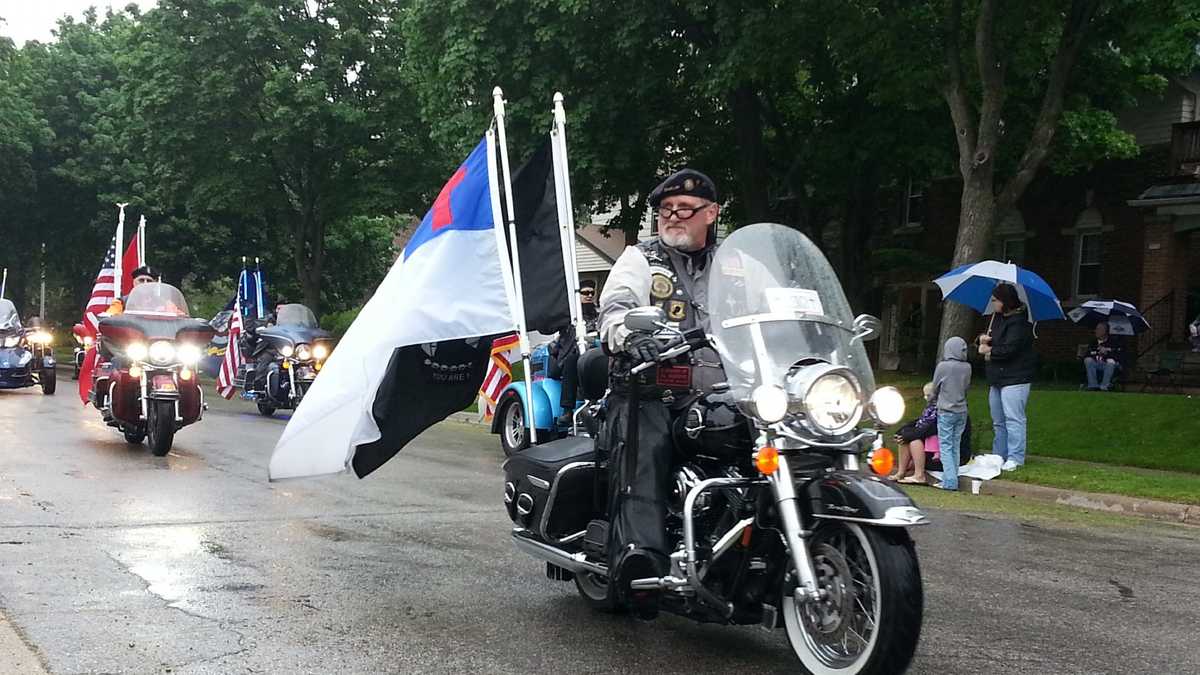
[903,180,925,227]
[1074,232,1102,297]
[1002,238,1025,265]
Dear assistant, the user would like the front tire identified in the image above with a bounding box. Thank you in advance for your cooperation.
[40,367,56,395]
[257,401,277,417]
[782,523,922,675]
[146,400,176,457]
[499,397,530,457]
[123,429,146,445]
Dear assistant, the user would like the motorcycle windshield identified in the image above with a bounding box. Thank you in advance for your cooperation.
[276,304,318,328]
[0,299,20,331]
[125,283,191,318]
[708,223,874,401]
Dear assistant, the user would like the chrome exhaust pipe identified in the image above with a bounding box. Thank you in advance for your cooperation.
[510,529,607,577]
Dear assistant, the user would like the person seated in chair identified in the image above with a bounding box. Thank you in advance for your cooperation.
[1083,321,1126,391]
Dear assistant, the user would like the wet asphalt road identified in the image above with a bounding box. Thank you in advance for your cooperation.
[1,385,1198,675]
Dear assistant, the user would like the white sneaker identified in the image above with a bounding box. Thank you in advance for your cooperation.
[1001,460,1020,472]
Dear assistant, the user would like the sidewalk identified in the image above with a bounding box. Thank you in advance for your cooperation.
[970,478,1200,525]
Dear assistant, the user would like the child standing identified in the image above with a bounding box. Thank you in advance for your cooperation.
[933,336,972,490]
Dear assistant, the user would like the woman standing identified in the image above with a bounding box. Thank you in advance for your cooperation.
[977,283,1036,472]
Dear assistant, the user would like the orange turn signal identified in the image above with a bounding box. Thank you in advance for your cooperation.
[868,447,895,477]
[755,446,780,475]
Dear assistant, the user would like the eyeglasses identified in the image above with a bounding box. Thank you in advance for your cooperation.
[580,290,595,296]
[657,203,712,221]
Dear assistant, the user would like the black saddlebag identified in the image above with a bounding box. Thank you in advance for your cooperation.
[502,436,597,543]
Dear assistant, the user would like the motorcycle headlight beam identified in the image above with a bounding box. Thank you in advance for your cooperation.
[750,384,789,423]
[868,387,906,426]
[177,344,202,366]
[149,340,176,365]
[312,344,328,361]
[296,344,312,361]
[280,344,294,358]
[126,342,149,362]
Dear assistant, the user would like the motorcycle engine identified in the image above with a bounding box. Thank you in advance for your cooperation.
[669,464,712,518]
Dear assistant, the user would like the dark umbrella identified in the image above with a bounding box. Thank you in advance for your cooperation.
[1067,300,1150,336]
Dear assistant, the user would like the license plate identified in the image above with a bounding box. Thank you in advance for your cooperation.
[655,365,692,389]
[296,366,315,379]
[152,375,177,392]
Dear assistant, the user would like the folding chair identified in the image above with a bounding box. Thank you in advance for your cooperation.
[1141,351,1184,394]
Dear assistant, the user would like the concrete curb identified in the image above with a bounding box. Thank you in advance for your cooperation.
[447,411,486,426]
[973,478,1200,525]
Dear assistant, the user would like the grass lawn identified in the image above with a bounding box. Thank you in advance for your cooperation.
[877,372,1198,474]
[877,372,1200,504]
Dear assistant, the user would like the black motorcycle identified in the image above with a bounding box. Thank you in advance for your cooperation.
[238,303,332,416]
[503,224,923,674]
[0,300,57,395]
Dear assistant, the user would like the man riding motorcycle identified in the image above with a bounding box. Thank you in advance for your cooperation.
[92,265,163,407]
[597,168,725,615]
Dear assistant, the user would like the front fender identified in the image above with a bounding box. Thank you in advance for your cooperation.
[803,470,929,526]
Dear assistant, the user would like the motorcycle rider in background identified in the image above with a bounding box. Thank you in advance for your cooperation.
[596,168,724,616]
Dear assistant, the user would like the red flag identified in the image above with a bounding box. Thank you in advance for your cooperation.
[216,299,244,399]
[479,333,520,419]
[78,230,141,404]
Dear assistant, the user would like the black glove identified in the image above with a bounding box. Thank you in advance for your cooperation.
[624,333,661,364]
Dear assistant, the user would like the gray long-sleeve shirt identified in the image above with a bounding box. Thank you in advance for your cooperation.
[932,336,971,413]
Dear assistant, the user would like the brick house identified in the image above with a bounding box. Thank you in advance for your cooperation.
[877,74,1200,380]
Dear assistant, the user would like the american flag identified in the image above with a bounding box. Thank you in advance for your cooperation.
[81,235,120,336]
[216,298,245,399]
[479,333,520,419]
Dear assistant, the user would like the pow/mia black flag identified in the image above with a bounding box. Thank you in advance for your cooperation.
[351,337,496,477]
[509,139,571,334]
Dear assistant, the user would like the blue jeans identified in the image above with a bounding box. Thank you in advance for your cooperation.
[989,383,1031,465]
[936,410,967,490]
[1083,357,1118,390]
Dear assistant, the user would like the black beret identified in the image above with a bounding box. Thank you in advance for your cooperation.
[647,168,718,207]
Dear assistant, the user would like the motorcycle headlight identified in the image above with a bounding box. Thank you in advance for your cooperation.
[177,343,202,366]
[750,384,789,423]
[312,344,328,361]
[127,342,149,361]
[30,331,52,345]
[84,336,95,347]
[149,340,176,365]
[296,344,312,361]
[804,371,863,435]
[280,344,294,357]
[868,386,906,426]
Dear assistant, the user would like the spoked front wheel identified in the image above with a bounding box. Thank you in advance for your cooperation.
[781,522,922,675]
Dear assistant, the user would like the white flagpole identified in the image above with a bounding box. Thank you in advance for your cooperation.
[0,268,7,299]
[551,92,587,355]
[486,128,521,335]
[115,203,128,298]
[138,215,146,266]
[39,243,46,317]
[493,86,537,445]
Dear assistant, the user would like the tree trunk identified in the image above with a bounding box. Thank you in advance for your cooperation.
[293,209,324,315]
[731,84,771,223]
[937,171,997,349]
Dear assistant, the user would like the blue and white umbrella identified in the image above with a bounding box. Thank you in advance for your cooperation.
[933,260,1065,323]
[1067,299,1150,336]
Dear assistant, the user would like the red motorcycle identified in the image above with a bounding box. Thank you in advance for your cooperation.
[93,283,214,455]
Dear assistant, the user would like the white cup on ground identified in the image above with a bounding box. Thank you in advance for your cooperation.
[971,479,982,495]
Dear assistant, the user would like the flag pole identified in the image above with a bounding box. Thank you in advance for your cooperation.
[551,92,587,356]
[138,215,146,266]
[115,204,128,298]
[493,86,537,445]
[40,243,46,317]
[255,257,264,319]
[0,268,7,299]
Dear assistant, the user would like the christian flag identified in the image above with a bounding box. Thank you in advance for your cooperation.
[269,136,517,480]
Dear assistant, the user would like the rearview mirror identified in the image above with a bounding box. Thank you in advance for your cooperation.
[623,306,667,333]
[850,314,882,344]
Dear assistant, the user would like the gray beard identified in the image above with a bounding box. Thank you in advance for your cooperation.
[660,229,702,252]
